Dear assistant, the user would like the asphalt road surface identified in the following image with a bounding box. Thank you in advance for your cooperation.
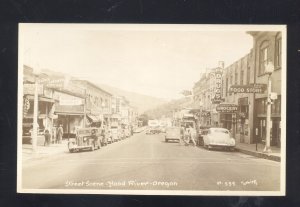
[22,131,280,192]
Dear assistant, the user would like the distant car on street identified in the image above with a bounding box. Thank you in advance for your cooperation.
[146,126,160,135]
[203,127,235,151]
[165,127,181,142]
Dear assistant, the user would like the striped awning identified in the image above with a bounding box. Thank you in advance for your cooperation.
[87,114,101,122]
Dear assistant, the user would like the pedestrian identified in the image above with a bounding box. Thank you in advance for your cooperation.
[184,127,190,146]
[179,125,185,145]
[52,126,57,144]
[57,124,63,144]
[44,129,51,146]
[189,126,197,146]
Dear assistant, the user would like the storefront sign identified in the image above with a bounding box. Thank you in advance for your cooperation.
[59,93,83,105]
[38,78,65,89]
[229,84,267,94]
[212,69,222,104]
[23,84,44,95]
[23,97,30,115]
[216,103,238,113]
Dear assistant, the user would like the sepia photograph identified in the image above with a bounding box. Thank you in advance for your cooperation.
[17,24,286,195]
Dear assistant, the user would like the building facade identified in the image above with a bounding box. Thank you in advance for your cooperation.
[221,52,255,144]
[248,31,282,147]
[72,80,112,127]
[192,31,282,148]
[193,64,224,127]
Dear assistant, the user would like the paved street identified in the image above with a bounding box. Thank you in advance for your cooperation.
[22,131,280,191]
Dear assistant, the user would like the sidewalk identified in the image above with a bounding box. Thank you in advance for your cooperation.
[235,142,281,162]
[22,140,69,162]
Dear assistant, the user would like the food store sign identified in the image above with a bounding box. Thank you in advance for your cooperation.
[216,104,238,113]
[229,84,267,94]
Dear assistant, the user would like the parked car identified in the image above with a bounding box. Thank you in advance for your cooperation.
[165,127,181,142]
[203,127,235,150]
[197,126,212,146]
[68,127,101,153]
[110,125,121,142]
[124,126,131,137]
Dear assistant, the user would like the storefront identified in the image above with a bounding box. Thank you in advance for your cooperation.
[255,96,281,147]
[23,95,56,132]
[217,103,238,138]
[236,97,250,143]
[53,91,85,139]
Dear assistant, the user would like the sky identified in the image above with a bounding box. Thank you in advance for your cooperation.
[20,24,254,100]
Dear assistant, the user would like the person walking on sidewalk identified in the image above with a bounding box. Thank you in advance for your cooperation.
[52,126,57,144]
[189,126,197,146]
[179,125,185,145]
[184,127,191,146]
[44,129,51,146]
[57,124,63,144]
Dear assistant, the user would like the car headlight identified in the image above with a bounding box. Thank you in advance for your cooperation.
[230,138,235,146]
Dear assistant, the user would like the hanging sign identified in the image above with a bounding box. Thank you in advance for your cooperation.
[216,103,238,113]
[211,69,222,104]
[59,93,83,105]
[23,84,44,95]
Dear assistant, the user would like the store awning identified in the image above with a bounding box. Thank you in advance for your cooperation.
[87,114,101,122]
[23,114,48,119]
[25,95,55,103]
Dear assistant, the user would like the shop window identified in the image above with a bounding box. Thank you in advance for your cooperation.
[259,41,270,75]
[271,96,281,114]
[256,98,267,114]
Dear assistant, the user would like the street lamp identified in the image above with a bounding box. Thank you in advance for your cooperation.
[101,102,105,128]
[263,62,274,153]
[31,66,41,152]
[199,101,203,126]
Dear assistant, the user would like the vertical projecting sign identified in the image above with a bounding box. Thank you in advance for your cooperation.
[212,68,222,104]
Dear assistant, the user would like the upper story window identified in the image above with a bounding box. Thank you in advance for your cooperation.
[247,66,250,85]
[235,71,238,85]
[275,34,282,68]
[240,69,244,85]
[226,78,228,97]
[259,41,270,75]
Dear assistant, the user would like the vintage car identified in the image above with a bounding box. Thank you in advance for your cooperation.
[146,126,160,135]
[110,125,121,142]
[203,127,235,150]
[68,127,101,153]
[165,127,181,142]
[124,126,131,137]
[197,125,212,146]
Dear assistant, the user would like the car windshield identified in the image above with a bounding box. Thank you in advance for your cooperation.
[213,129,229,134]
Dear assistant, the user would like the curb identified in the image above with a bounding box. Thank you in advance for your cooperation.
[235,148,281,162]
